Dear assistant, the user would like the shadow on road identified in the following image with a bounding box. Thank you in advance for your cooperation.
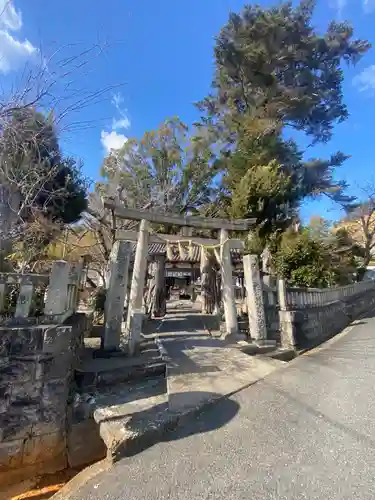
[103,392,240,459]
[163,394,240,443]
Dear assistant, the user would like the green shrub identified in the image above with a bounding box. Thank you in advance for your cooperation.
[272,230,336,288]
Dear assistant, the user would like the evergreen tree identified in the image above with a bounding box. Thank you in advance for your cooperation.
[100,117,217,216]
[197,0,370,240]
[0,107,87,225]
[199,0,369,143]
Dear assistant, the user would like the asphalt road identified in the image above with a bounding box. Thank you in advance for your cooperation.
[68,310,375,500]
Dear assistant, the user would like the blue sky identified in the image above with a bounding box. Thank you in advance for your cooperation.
[1,0,375,222]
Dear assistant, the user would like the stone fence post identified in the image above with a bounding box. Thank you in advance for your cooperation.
[14,276,34,318]
[277,278,296,349]
[0,278,6,314]
[243,254,267,342]
[44,261,71,321]
[103,240,132,351]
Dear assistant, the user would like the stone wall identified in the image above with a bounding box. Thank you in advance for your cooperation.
[278,280,375,350]
[0,314,87,488]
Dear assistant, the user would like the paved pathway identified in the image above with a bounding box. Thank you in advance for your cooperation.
[65,309,375,500]
[85,301,281,461]
[148,301,282,413]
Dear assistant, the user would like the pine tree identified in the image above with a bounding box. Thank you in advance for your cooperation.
[197,0,370,241]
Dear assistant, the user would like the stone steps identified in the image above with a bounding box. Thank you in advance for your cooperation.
[72,376,168,463]
[70,329,287,467]
[75,361,166,390]
[84,334,285,465]
[94,379,169,461]
[69,339,167,466]
[75,338,166,391]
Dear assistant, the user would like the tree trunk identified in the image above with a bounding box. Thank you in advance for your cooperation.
[200,249,216,314]
[153,255,166,317]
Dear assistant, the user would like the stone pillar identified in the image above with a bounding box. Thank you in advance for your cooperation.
[103,240,131,351]
[243,254,267,342]
[220,229,238,336]
[0,278,7,314]
[144,261,155,319]
[15,276,34,318]
[277,278,296,349]
[263,274,276,306]
[67,261,83,314]
[190,263,197,303]
[127,311,144,356]
[127,219,150,354]
[153,254,166,317]
[200,248,215,314]
[44,260,70,320]
[214,271,222,315]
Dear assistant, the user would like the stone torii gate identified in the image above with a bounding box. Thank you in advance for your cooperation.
[102,199,257,354]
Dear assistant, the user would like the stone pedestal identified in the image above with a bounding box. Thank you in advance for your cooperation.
[103,241,131,351]
[243,254,267,341]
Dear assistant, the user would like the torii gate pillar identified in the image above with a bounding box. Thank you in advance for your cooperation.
[220,229,238,336]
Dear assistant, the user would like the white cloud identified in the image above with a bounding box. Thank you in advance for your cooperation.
[0,0,37,73]
[353,65,375,93]
[112,117,131,130]
[100,92,131,153]
[112,93,124,109]
[0,30,36,73]
[101,130,128,153]
[0,0,22,30]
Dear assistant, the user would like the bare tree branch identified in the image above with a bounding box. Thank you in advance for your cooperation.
[340,180,375,271]
[0,36,124,260]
